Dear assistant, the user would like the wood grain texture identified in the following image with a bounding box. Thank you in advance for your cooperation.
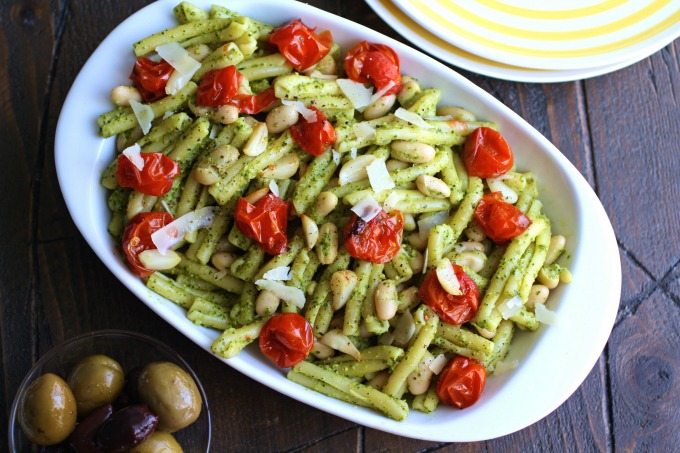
[0,0,678,451]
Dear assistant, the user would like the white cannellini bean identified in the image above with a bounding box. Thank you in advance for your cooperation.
[363,94,397,120]
[453,241,485,253]
[397,77,420,106]
[390,141,436,163]
[210,252,237,272]
[242,122,268,156]
[330,269,358,311]
[110,86,141,107]
[402,213,416,231]
[314,191,338,217]
[195,144,239,185]
[138,249,181,271]
[310,340,335,360]
[261,152,300,179]
[545,234,567,265]
[265,104,299,134]
[255,290,280,318]
[407,354,435,396]
[338,154,376,185]
[301,215,319,249]
[406,232,428,251]
[464,219,487,242]
[210,104,239,125]
[416,175,451,198]
[215,235,238,253]
[397,286,420,312]
[374,280,398,321]
[408,250,425,275]
[385,158,410,172]
[244,187,269,204]
[452,250,487,273]
[436,106,476,122]
[368,371,390,390]
[525,284,549,310]
[537,266,560,289]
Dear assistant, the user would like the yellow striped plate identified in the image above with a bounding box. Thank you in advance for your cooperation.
[366,0,644,82]
[393,0,680,70]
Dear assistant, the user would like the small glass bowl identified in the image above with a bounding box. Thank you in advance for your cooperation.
[8,329,211,452]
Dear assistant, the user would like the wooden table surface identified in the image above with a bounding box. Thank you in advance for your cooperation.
[2,0,679,451]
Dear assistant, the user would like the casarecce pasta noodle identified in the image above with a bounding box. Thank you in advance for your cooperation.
[99,1,572,421]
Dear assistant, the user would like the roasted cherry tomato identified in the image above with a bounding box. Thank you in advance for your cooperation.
[235,193,290,255]
[129,57,174,103]
[419,263,480,325]
[232,86,278,115]
[196,66,278,114]
[344,41,401,95]
[122,212,174,278]
[475,191,531,244]
[343,210,404,264]
[268,19,333,71]
[436,356,487,409]
[462,126,514,178]
[259,313,314,368]
[196,65,243,107]
[115,152,180,196]
[290,106,337,156]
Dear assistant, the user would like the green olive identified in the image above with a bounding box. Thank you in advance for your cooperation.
[138,361,202,432]
[19,373,77,445]
[129,430,184,453]
[67,354,125,416]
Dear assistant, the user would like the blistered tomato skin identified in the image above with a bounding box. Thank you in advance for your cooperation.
[462,126,514,178]
[344,41,402,95]
[343,210,404,264]
[268,19,333,71]
[122,212,174,278]
[129,57,174,103]
[289,107,337,157]
[259,313,315,368]
[436,356,487,409]
[419,263,480,325]
[235,193,290,255]
[95,404,159,453]
[116,153,180,197]
[474,191,531,244]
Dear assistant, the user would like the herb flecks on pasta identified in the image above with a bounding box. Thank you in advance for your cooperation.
[99,1,571,421]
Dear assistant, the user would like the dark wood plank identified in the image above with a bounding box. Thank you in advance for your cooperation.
[609,291,680,451]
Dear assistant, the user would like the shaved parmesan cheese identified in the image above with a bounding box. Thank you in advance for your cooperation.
[367,80,395,106]
[320,329,361,360]
[161,200,172,214]
[395,107,433,129]
[338,154,375,186]
[209,124,219,139]
[493,359,519,374]
[436,258,462,295]
[151,206,219,254]
[254,279,306,309]
[535,303,558,325]
[352,122,376,141]
[336,78,373,111]
[129,100,154,135]
[422,248,429,274]
[122,144,144,171]
[351,194,382,222]
[417,210,449,241]
[428,354,449,375]
[269,180,280,197]
[366,159,395,193]
[162,110,175,120]
[281,100,317,122]
[350,147,358,159]
[382,191,403,213]
[332,150,342,166]
[498,295,523,320]
[156,42,201,75]
[262,266,292,281]
[487,174,518,204]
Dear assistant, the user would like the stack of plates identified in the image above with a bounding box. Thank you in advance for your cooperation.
[366,0,680,82]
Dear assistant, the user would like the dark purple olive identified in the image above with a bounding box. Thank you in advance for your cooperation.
[95,404,158,453]
[39,440,74,452]
[68,404,113,453]
[122,367,144,405]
